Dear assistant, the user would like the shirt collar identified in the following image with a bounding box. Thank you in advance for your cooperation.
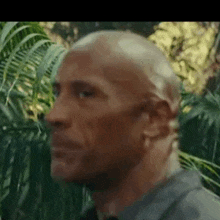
[80,168,203,220]
[118,168,203,220]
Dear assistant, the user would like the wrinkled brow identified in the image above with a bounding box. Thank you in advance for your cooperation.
[51,80,110,100]
[52,80,96,90]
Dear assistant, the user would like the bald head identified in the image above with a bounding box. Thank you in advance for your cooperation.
[47,30,181,185]
[68,30,181,116]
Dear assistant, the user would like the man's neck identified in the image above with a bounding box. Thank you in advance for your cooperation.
[92,156,181,217]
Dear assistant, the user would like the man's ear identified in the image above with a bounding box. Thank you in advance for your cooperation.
[143,100,173,138]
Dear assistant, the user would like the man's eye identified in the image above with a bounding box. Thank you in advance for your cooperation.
[79,91,94,98]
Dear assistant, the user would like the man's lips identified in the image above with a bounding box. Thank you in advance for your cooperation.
[50,132,82,159]
[51,148,82,161]
[50,132,82,149]
[51,149,68,159]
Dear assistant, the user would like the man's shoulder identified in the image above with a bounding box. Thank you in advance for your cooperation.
[79,169,220,220]
[164,186,220,220]
[124,169,220,220]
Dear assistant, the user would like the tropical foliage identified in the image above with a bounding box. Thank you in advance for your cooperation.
[148,22,218,94]
[0,22,91,220]
[149,22,220,196]
[39,22,160,49]
[0,21,220,220]
[179,77,220,195]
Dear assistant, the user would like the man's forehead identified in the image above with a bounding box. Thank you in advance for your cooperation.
[53,31,163,97]
[56,31,153,82]
[55,52,100,82]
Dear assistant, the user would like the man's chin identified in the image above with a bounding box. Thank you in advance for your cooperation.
[51,170,85,186]
[51,169,110,192]
[51,160,94,184]
[50,159,122,191]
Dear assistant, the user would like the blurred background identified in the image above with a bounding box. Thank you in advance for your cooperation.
[1,21,220,220]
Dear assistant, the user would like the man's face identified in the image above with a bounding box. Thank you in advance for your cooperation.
[46,51,148,184]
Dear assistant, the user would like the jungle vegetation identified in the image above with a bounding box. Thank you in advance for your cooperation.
[1,21,220,220]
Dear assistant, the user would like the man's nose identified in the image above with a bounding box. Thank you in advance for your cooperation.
[45,101,72,129]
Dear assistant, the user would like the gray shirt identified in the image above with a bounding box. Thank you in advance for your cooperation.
[80,168,220,220]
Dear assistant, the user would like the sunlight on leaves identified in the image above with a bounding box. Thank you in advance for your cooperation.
[148,22,217,94]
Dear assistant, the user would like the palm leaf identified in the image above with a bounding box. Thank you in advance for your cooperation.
[179,150,220,188]
[0,22,90,220]
[1,33,44,90]
[179,88,220,195]
[181,91,220,139]
[0,22,66,121]
[2,21,220,219]
[32,44,66,109]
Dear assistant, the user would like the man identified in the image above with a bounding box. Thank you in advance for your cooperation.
[46,30,220,220]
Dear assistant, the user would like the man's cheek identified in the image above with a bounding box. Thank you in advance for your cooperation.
[65,151,113,181]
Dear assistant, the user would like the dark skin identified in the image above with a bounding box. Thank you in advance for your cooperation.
[45,31,181,217]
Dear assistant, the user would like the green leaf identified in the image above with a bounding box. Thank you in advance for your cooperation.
[0,22,88,220]
[0,33,43,91]
[200,173,220,189]
[0,103,13,122]
[17,183,30,208]
[179,150,220,170]
[50,50,66,82]
[0,22,18,46]
[32,44,66,103]
[4,39,51,105]
[36,44,66,79]
[0,25,30,54]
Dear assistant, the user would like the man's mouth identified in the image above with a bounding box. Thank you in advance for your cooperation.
[50,132,82,150]
[51,149,68,159]
[51,147,83,163]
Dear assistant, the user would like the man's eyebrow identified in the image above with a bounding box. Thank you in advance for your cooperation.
[51,80,96,90]
[70,79,94,88]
